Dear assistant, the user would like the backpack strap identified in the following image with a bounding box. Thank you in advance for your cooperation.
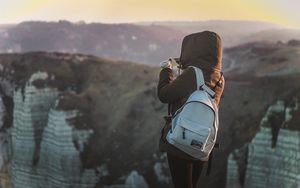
[190,66,204,89]
[190,66,216,98]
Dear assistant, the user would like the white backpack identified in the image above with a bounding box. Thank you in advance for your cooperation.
[166,66,219,161]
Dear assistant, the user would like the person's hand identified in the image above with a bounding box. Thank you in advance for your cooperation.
[169,58,178,66]
[160,59,172,69]
[160,58,174,69]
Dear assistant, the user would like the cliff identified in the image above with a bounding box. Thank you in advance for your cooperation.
[226,96,300,188]
[225,42,300,188]
[0,52,168,188]
[0,40,299,188]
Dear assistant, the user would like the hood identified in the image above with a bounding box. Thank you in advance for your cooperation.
[179,31,223,72]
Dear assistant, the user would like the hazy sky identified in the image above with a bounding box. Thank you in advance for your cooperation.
[1,0,300,28]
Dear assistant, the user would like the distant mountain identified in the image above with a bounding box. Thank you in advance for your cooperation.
[0,24,15,30]
[0,21,185,64]
[141,20,281,34]
[143,20,300,47]
[244,28,300,44]
[223,40,300,77]
[1,20,300,66]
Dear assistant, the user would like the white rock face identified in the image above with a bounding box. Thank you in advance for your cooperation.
[38,109,98,188]
[226,99,300,188]
[153,162,169,184]
[125,171,149,188]
[244,128,300,188]
[226,153,242,188]
[10,72,59,188]
[5,72,100,188]
[103,170,149,188]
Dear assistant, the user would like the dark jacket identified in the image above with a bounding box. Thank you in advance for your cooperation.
[157,31,225,115]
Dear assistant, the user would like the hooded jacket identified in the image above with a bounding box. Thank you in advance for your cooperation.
[157,31,225,115]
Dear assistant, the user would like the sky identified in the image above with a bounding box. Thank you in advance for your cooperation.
[1,0,300,28]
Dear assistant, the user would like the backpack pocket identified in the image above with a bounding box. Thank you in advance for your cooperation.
[169,118,211,151]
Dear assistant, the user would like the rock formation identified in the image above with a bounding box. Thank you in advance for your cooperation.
[0,40,299,188]
[0,52,168,188]
[226,97,300,188]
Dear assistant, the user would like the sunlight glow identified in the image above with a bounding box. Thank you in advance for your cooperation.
[0,0,299,28]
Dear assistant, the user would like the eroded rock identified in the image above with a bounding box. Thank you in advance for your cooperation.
[227,98,300,188]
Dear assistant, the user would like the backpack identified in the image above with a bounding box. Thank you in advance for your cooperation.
[166,66,219,161]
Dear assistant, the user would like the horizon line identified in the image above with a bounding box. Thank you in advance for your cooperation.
[1,19,299,30]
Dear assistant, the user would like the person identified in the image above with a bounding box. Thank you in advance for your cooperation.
[157,31,225,188]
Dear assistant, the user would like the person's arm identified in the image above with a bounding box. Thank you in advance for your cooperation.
[157,67,195,103]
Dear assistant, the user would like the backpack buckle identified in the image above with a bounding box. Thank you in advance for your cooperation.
[199,85,216,98]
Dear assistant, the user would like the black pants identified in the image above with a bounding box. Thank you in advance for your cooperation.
[167,153,204,188]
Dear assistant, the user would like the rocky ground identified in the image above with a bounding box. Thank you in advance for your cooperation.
[0,52,167,188]
[0,40,299,188]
